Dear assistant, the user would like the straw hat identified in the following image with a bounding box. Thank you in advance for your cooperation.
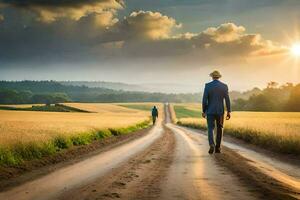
[210,70,222,78]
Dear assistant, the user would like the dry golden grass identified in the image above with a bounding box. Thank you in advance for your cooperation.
[179,112,300,137]
[174,103,300,154]
[117,102,163,109]
[117,102,164,118]
[0,103,150,147]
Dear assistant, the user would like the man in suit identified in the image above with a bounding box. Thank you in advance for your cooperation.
[202,70,231,154]
[152,106,158,125]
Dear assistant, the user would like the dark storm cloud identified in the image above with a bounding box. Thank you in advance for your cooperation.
[0,10,181,63]
[0,0,124,23]
[0,0,124,6]
[0,0,125,63]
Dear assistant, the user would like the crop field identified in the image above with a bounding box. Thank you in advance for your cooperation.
[172,103,202,118]
[118,102,163,112]
[0,103,154,165]
[118,103,154,111]
[172,103,300,155]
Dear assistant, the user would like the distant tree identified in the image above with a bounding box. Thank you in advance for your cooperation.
[246,94,275,111]
[19,90,33,103]
[286,84,300,111]
[267,81,279,89]
[232,82,297,112]
[281,82,293,89]
[0,89,20,104]
[232,98,248,110]
[31,93,69,104]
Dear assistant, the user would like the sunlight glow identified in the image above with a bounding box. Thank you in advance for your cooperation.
[291,43,300,56]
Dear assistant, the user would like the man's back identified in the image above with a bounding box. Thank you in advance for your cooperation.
[202,70,231,154]
[152,107,158,117]
[202,80,231,115]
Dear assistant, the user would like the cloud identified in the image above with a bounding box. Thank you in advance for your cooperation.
[188,23,287,57]
[0,3,287,66]
[107,22,286,64]
[0,0,124,24]
[203,23,246,43]
[114,11,181,40]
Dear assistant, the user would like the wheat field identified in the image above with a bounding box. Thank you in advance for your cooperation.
[173,103,300,154]
[0,103,155,165]
[179,113,300,137]
[0,103,150,147]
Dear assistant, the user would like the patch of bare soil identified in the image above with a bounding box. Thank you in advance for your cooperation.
[215,147,300,200]
[0,127,152,191]
[58,126,175,200]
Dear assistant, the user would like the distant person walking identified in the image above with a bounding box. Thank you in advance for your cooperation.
[152,106,158,125]
[202,70,231,154]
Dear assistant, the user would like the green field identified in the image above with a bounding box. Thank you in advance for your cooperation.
[173,105,202,118]
[173,104,300,155]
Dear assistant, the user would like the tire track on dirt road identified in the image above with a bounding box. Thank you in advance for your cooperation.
[57,125,175,200]
[56,104,176,200]
[177,126,300,200]
[161,123,261,200]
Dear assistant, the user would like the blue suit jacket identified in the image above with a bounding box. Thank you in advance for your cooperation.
[152,107,158,117]
[202,80,231,115]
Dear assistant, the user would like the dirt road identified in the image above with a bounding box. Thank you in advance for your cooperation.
[0,105,299,200]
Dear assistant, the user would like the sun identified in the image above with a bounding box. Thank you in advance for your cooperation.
[291,43,300,56]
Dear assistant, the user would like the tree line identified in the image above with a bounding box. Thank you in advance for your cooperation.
[1,81,300,112]
[233,82,300,112]
[0,89,70,105]
[0,81,201,104]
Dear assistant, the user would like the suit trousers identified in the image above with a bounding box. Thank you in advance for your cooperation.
[206,114,224,148]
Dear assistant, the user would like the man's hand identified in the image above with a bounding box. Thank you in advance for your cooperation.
[226,112,231,120]
[202,112,206,118]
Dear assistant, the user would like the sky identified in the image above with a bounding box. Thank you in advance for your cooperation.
[0,0,300,91]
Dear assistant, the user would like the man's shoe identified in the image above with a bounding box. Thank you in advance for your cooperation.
[208,146,214,154]
[215,148,221,153]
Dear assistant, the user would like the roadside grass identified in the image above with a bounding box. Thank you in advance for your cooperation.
[173,104,300,155]
[0,104,150,145]
[0,120,150,166]
[0,103,152,166]
[169,103,178,123]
